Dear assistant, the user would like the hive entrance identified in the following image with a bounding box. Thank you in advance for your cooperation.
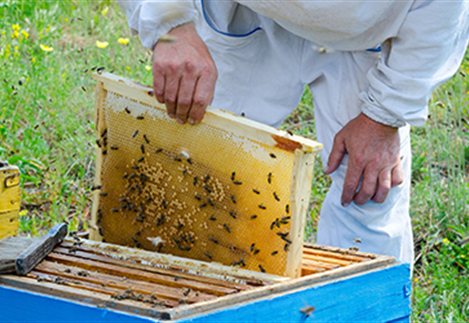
[91,74,322,277]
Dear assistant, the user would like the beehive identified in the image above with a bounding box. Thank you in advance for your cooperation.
[90,73,322,277]
[0,163,21,239]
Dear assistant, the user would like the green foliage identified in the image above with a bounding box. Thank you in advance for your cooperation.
[0,0,467,320]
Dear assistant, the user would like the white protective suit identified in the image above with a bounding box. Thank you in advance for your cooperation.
[119,0,469,264]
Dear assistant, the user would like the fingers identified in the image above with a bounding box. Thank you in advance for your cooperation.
[353,165,378,205]
[153,68,165,104]
[188,72,216,124]
[325,135,346,174]
[372,169,392,203]
[175,73,198,124]
[391,163,404,187]
[341,159,363,207]
[163,73,181,119]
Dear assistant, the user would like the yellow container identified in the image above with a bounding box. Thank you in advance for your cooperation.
[0,162,21,239]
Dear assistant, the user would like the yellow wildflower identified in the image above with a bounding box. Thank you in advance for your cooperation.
[96,40,109,49]
[45,25,51,33]
[442,238,450,245]
[11,24,21,32]
[101,6,109,16]
[125,65,131,72]
[145,65,152,71]
[21,29,29,39]
[31,57,36,63]
[14,45,19,52]
[39,44,54,52]
[63,17,69,23]
[117,37,129,45]
[19,209,28,217]
[11,30,19,39]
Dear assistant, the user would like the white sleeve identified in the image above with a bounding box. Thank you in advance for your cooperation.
[118,0,197,49]
[362,0,469,127]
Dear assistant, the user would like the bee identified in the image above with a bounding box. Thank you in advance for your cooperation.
[253,249,260,255]
[136,115,144,120]
[268,172,272,184]
[223,223,231,233]
[286,130,294,136]
[203,185,212,193]
[300,306,315,317]
[96,66,105,74]
[232,259,246,267]
[91,185,102,191]
[229,211,237,219]
[349,247,359,251]
[147,90,154,96]
[111,207,119,213]
[110,145,119,150]
[280,216,291,224]
[284,243,290,252]
[230,195,237,204]
[199,202,208,209]
[203,252,213,260]
[81,86,86,92]
[252,189,260,195]
[194,193,202,201]
[95,139,102,148]
[269,153,276,159]
[209,215,217,221]
[125,107,131,114]
[102,150,107,155]
[132,130,139,138]
[270,218,280,230]
[207,198,215,207]
[271,250,278,256]
[354,237,362,244]
[250,243,255,252]
[143,134,150,144]
[273,192,280,202]
[193,176,198,186]
[209,237,219,244]
[231,172,236,181]
[203,175,210,183]
[140,144,145,154]
[155,148,163,153]
[258,265,266,273]
[137,156,145,163]
[250,215,258,220]
[186,158,193,165]
[285,204,290,214]
[258,204,266,210]
[99,192,108,197]
[233,180,242,185]
[174,156,182,162]
[240,112,245,117]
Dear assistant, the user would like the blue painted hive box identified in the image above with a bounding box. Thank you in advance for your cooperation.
[0,238,410,322]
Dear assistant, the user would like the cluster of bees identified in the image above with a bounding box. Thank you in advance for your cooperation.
[95,102,294,273]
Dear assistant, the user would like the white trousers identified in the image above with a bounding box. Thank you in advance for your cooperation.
[197,15,414,264]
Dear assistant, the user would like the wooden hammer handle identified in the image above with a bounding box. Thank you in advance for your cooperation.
[15,223,68,275]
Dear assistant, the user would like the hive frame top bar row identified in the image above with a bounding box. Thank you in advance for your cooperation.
[93,73,323,154]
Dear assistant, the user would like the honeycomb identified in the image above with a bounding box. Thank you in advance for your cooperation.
[91,74,321,277]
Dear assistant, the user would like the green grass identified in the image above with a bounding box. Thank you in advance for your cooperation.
[1,1,467,320]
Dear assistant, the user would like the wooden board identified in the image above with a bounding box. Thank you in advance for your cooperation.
[90,73,322,277]
[0,165,21,239]
[0,238,398,321]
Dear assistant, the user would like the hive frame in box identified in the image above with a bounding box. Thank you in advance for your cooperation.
[0,239,406,321]
[90,73,322,277]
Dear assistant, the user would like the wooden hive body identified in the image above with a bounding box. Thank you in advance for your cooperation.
[0,239,410,321]
[90,73,322,277]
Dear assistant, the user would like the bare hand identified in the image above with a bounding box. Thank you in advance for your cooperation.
[325,113,404,206]
[152,23,218,124]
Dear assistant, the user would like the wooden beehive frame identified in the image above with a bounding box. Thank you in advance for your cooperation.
[90,73,322,277]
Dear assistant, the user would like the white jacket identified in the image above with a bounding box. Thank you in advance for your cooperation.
[118,0,468,127]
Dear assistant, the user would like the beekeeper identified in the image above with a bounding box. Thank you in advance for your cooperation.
[118,1,469,265]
